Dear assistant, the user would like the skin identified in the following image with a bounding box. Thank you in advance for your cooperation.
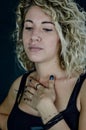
[23,6,60,63]
[0,6,86,130]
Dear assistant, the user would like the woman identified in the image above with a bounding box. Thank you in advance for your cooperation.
[0,0,86,130]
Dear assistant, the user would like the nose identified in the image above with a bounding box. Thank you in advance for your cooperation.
[31,28,41,42]
[31,36,41,42]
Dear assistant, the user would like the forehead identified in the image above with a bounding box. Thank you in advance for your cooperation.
[25,6,52,22]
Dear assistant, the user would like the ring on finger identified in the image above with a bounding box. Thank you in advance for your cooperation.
[35,83,41,90]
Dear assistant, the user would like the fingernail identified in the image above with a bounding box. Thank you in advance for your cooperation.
[49,75,54,80]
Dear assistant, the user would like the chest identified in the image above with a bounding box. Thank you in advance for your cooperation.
[54,78,80,112]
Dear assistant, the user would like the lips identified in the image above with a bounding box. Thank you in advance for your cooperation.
[28,46,43,52]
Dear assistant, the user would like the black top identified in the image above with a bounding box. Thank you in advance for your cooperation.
[7,71,86,130]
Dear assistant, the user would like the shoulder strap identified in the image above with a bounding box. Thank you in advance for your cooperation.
[16,69,35,104]
[16,72,30,104]
[67,72,86,107]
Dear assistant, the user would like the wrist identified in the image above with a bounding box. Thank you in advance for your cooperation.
[36,98,58,124]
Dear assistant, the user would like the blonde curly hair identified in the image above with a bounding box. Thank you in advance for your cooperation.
[15,0,86,77]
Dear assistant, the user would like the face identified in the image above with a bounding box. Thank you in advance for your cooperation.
[23,6,60,63]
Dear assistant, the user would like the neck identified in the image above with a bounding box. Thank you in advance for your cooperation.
[35,60,66,82]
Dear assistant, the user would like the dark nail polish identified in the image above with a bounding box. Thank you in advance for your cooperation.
[49,75,54,80]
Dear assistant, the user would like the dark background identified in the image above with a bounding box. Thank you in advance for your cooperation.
[0,0,86,103]
[0,0,25,103]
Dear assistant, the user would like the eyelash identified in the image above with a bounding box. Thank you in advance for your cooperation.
[25,27,53,32]
[43,28,53,31]
[25,27,32,30]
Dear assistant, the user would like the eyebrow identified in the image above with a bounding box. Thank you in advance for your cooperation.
[25,19,33,23]
[25,19,55,25]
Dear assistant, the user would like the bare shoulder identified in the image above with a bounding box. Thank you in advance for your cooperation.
[7,75,23,104]
[0,75,23,114]
[9,75,23,94]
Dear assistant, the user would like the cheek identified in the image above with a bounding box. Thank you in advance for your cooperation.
[23,31,27,41]
[23,29,31,41]
[49,37,61,54]
[23,32,29,47]
[50,36,60,47]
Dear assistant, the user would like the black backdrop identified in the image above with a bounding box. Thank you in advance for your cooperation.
[0,0,25,103]
[0,0,86,103]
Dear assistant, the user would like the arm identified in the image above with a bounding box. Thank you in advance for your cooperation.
[28,75,70,130]
[37,98,70,130]
[37,79,86,130]
[34,76,70,130]
[0,76,22,130]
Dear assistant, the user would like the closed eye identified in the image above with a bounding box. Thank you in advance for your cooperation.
[43,28,53,32]
[25,27,33,30]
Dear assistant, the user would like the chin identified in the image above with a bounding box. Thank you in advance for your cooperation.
[29,57,43,63]
[28,54,46,63]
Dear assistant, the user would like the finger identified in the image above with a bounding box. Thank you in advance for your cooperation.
[29,76,47,89]
[23,89,34,102]
[24,88,34,96]
[49,75,55,88]
[35,83,41,90]
[26,83,36,92]
[28,77,39,90]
